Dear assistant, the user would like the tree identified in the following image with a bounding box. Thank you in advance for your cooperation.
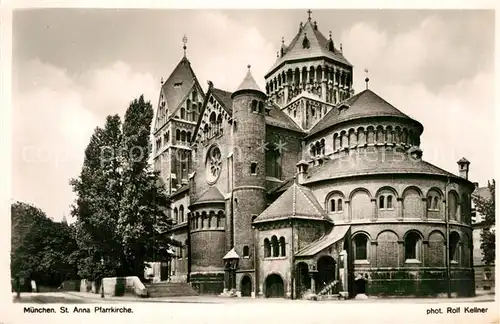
[472,179,495,265]
[70,115,124,280]
[118,95,171,277]
[11,201,79,287]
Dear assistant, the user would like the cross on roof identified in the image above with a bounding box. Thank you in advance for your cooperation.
[307,9,312,21]
[182,34,188,56]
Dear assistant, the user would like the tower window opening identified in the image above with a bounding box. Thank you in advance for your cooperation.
[243,245,250,258]
[250,162,257,175]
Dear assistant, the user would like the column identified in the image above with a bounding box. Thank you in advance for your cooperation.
[397,198,404,220]
[284,83,289,105]
[321,66,327,100]
[422,197,428,220]
[371,198,377,222]
[310,270,317,294]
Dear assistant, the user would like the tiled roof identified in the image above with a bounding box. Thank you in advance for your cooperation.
[254,182,332,224]
[267,177,295,195]
[473,186,492,201]
[308,89,422,137]
[296,225,350,257]
[234,67,264,95]
[161,57,197,115]
[266,20,352,77]
[192,186,225,205]
[212,88,233,115]
[304,150,464,184]
[223,247,240,260]
[265,102,303,133]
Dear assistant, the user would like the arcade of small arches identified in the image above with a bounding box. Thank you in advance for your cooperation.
[263,235,287,258]
[250,99,265,114]
[310,124,421,158]
[351,229,471,267]
[175,129,192,146]
[173,205,186,224]
[179,89,202,122]
[324,186,469,224]
[199,97,231,143]
[189,210,226,231]
[266,65,353,105]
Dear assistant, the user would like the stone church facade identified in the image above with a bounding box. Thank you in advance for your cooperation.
[150,14,475,298]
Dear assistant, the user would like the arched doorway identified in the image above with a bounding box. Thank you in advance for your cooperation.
[316,256,336,292]
[241,276,252,297]
[355,277,366,295]
[295,262,310,298]
[265,274,285,298]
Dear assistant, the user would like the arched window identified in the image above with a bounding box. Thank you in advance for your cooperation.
[405,232,422,261]
[209,112,217,137]
[251,100,258,113]
[176,129,180,141]
[271,236,279,257]
[264,238,271,258]
[379,196,385,209]
[330,199,336,212]
[337,198,343,211]
[354,234,368,260]
[243,246,250,258]
[187,132,191,143]
[449,232,461,264]
[258,101,264,114]
[179,205,184,223]
[180,108,186,120]
[448,191,459,221]
[279,237,286,256]
[387,195,393,209]
[181,131,186,143]
[174,207,178,223]
[217,114,223,134]
[250,162,257,175]
[427,189,441,211]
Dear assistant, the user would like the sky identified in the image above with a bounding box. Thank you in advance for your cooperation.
[11,9,495,222]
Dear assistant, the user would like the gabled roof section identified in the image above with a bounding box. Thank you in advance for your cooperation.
[212,88,233,115]
[192,85,233,143]
[161,57,198,113]
[265,102,303,133]
[192,185,225,206]
[266,20,352,78]
[307,89,422,137]
[254,182,332,224]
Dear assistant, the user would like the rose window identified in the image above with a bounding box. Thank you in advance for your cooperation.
[206,145,222,184]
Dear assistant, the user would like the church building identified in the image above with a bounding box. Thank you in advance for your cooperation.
[150,13,476,298]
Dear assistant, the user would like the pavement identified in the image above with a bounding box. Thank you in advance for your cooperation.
[11,290,495,304]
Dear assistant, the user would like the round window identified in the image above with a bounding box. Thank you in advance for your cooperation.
[206,145,222,184]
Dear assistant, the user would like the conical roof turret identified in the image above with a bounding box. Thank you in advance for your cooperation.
[231,65,266,99]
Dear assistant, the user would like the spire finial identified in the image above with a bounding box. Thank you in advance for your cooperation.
[340,42,343,53]
[307,9,312,21]
[182,34,188,57]
[247,64,251,70]
[329,31,332,39]
[364,69,370,90]
[160,77,164,85]
[281,36,284,45]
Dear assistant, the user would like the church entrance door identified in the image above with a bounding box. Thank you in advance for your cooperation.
[316,256,336,293]
[265,274,284,298]
[241,276,252,297]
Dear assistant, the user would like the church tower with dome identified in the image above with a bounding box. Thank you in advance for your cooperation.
[149,11,476,299]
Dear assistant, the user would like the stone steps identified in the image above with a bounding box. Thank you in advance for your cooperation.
[145,282,198,298]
